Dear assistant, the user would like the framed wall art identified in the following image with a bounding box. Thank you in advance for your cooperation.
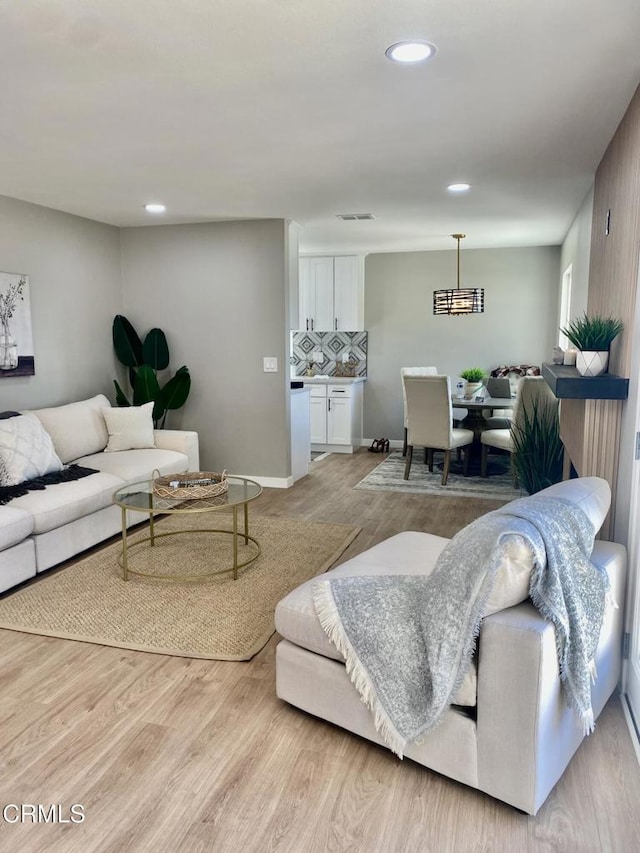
[0,271,34,377]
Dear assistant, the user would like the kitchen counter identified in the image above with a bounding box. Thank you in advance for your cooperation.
[295,375,366,384]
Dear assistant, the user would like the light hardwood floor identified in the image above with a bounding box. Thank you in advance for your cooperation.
[0,450,639,852]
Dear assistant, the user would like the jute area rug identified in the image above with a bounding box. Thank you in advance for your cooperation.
[355,448,524,501]
[0,513,359,661]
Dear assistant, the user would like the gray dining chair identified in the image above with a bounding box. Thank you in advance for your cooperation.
[403,375,474,485]
[486,376,511,398]
[484,376,513,429]
[480,376,558,478]
[401,366,438,456]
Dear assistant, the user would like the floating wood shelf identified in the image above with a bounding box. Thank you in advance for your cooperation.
[542,362,629,400]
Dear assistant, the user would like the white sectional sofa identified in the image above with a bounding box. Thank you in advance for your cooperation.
[0,394,199,594]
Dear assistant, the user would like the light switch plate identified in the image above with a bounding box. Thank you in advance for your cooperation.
[263,356,278,372]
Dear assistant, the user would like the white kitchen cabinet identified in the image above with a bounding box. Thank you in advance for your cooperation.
[303,381,364,453]
[333,256,363,330]
[309,386,328,443]
[299,257,334,332]
[327,392,351,444]
[299,255,364,331]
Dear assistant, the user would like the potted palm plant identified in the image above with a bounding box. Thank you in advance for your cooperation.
[559,313,623,377]
[459,367,486,398]
[112,315,191,427]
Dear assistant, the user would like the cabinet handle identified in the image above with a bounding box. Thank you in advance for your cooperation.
[311,318,314,331]
[334,317,338,330]
[332,389,345,393]
[328,399,331,412]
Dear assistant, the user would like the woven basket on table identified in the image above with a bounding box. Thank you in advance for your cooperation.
[152,470,228,500]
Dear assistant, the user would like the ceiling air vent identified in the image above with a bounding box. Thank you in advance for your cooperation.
[336,213,375,221]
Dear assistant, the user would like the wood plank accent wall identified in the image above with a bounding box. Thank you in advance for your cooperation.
[560,84,640,538]
[588,87,640,377]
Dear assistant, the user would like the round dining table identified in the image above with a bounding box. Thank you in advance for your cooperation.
[452,393,515,439]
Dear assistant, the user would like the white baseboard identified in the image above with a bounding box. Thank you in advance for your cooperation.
[311,444,356,454]
[235,474,294,489]
[621,693,640,767]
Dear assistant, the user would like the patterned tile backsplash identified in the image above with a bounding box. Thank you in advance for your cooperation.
[290,331,368,377]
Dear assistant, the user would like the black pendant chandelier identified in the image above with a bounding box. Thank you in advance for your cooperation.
[433,233,484,315]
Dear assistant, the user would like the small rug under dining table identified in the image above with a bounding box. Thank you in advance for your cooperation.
[355,448,524,501]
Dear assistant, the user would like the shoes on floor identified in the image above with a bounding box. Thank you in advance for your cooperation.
[368,438,390,453]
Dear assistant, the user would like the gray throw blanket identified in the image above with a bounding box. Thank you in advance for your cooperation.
[313,495,612,758]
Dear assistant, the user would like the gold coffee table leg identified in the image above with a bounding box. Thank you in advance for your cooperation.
[232,505,238,580]
[148,493,155,545]
[121,507,129,581]
[243,503,249,545]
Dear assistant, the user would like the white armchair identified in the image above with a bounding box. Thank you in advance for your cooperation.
[275,477,626,815]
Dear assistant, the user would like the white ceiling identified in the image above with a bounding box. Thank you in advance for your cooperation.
[1,0,639,253]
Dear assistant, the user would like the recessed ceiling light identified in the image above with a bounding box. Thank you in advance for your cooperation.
[385,41,436,64]
[447,183,471,193]
[144,203,166,214]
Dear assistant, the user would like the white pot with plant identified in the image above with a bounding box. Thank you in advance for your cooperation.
[559,314,624,377]
[459,367,486,398]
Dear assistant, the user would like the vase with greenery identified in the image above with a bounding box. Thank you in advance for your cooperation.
[0,276,26,371]
[460,367,486,398]
[511,398,563,494]
[112,315,191,427]
[559,313,624,377]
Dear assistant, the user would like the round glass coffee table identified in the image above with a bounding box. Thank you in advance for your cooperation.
[113,476,263,581]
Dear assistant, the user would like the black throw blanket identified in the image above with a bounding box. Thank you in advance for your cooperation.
[0,465,99,506]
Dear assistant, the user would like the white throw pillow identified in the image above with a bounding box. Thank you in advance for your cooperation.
[0,413,63,486]
[28,394,110,464]
[102,403,155,452]
[484,535,534,616]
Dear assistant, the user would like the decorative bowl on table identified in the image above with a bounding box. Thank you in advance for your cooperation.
[152,470,228,500]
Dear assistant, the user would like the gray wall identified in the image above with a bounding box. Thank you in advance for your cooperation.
[363,245,561,441]
[0,194,122,412]
[120,219,291,478]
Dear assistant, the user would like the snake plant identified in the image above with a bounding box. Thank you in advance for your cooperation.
[511,398,563,495]
[559,313,623,351]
